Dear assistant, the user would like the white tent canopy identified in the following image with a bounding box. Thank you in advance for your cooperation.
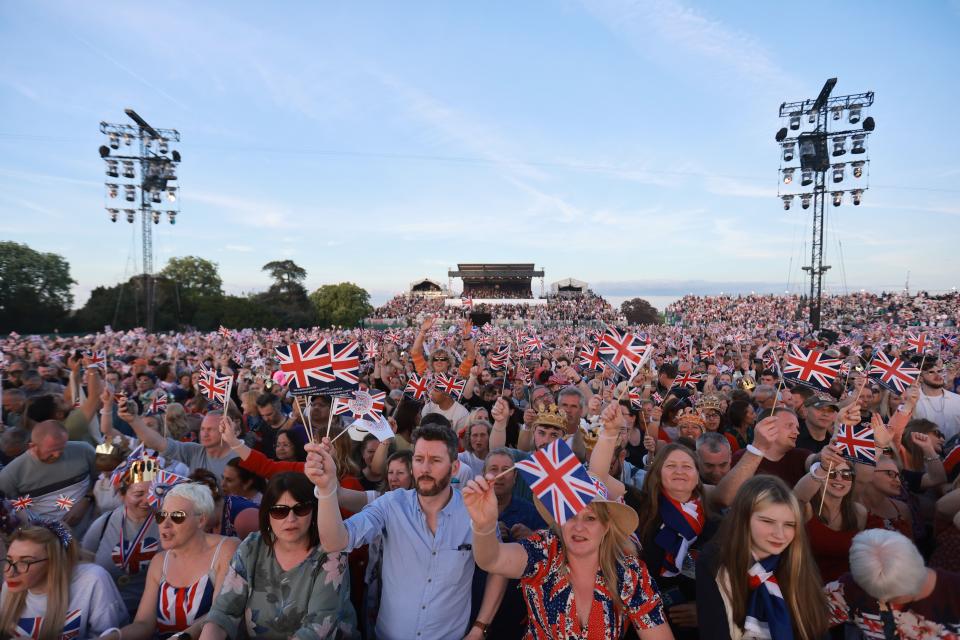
[551,277,588,295]
[408,278,445,295]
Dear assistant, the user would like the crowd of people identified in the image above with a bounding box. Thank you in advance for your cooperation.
[369,291,623,326]
[0,288,959,638]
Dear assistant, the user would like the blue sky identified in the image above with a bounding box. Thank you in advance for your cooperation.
[2,1,958,307]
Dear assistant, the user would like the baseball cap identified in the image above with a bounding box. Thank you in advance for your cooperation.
[804,394,839,411]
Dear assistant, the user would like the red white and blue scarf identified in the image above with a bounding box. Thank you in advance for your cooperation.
[654,492,705,576]
[745,554,794,640]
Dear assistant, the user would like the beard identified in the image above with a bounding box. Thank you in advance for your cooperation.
[415,469,452,497]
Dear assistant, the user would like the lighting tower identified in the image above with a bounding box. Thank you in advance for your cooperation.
[775,78,875,330]
[99,109,182,332]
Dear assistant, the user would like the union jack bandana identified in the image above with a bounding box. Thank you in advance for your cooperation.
[745,554,794,640]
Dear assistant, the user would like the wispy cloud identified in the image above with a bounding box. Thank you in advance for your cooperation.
[224,244,253,252]
[705,176,776,199]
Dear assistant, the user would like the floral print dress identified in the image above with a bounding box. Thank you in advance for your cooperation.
[517,530,666,640]
[205,532,358,639]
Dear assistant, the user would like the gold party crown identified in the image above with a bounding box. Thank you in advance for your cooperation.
[534,403,566,430]
[95,442,117,455]
[126,459,158,484]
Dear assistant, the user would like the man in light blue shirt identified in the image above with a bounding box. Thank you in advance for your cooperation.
[306,424,507,640]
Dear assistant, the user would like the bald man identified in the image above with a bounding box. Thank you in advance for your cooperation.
[0,420,97,534]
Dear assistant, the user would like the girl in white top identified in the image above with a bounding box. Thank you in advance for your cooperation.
[0,519,126,639]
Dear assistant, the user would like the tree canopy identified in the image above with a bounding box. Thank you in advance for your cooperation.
[159,256,223,298]
[621,298,662,325]
[310,282,373,328]
[0,241,75,332]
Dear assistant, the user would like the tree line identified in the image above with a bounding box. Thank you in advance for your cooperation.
[0,241,372,333]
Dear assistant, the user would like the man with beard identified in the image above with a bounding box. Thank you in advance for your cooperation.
[913,358,960,441]
[305,423,507,640]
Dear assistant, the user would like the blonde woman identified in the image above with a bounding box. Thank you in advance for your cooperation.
[0,520,126,638]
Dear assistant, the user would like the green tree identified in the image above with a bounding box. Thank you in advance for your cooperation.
[310,282,373,328]
[73,275,182,332]
[0,241,75,332]
[159,256,223,298]
[621,298,662,325]
[262,260,307,291]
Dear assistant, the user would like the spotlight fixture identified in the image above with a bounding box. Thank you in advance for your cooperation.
[832,106,843,120]
[832,164,845,183]
[782,195,795,210]
[801,169,813,186]
[167,210,177,225]
[159,138,169,154]
[789,114,801,130]
[832,191,843,207]
[125,209,136,223]
[123,133,132,146]
[122,160,135,179]
[109,133,119,149]
[852,161,865,178]
[105,160,118,178]
[124,185,136,202]
[851,134,866,154]
[152,211,161,224]
[167,188,177,202]
[151,190,161,203]
[107,184,119,198]
[782,142,795,162]
[807,111,816,124]
[862,117,876,132]
[851,189,863,206]
[832,136,846,157]
[99,145,110,158]
[801,194,812,210]
[775,128,788,142]
[848,104,862,124]
[783,168,795,184]
[108,208,119,222]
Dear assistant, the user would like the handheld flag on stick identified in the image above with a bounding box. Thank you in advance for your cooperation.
[782,344,842,392]
[514,438,596,526]
[404,373,432,401]
[833,420,878,466]
[332,389,386,422]
[598,327,648,380]
[433,374,465,400]
[868,351,920,394]
[274,339,360,397]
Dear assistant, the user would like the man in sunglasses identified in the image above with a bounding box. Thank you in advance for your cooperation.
[304,423,507,640]
[913,358,960,442]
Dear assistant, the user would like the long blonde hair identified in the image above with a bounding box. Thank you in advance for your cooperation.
[713,475,828,640]
[0,525,79,640]
[554,502,636,612]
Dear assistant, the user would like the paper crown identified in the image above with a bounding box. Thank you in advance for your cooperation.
[697,395,723,413]
[126,458,159,485]
[534,403,566,430]
[95,441,117,455]
[677,412,706,432]
[738,375,757,391]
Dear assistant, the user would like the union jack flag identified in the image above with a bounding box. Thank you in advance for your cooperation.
[628,387,643,410]
[868,351,920,394]
[433,374,465,399]
[942,334,959,349]
[488,346,510,371]
[11,495,33,512]
[833,421,877,466]
[148,469,189,506]
[523,335,544,351]
[699,349,716,360]
[218,325,233,339]
[578,345,604,372]
[326,341,361,393]
[404,373,432,401]
[199,372,232,405]
[55,494,75,510]
[782,344,841,391]
[274,339,332,392]
[904,332,929,353]
[146,393,168,415]
[598,328,648,379]
[332,389,386,421]
[463,298,474,309]
[514,439,596,526]
[651,391,664,405]
[85,350,107,370]
[673,372,702,389]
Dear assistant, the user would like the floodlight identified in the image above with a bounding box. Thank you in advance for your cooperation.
[852,161,865,178]
[832,136,846,157]
[783,168,795,184]
[832,191,843,206]
[851,189,863,205]
[832,164,845,183]
[801,194,812,209]
[851,134,866,154]
[782,195,795,210]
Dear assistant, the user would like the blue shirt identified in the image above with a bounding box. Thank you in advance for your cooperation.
[499,496,546,541]
[343,488,477,640]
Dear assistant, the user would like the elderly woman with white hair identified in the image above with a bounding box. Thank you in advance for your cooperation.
[105,481,239,640]
[825,528,960,638]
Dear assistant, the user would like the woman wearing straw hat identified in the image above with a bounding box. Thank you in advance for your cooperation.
[462,472,673,639]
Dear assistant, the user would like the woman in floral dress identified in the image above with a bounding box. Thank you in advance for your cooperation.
[198,472,358,639]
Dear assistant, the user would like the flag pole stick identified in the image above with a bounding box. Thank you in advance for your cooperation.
[325,407,335,440]
[293,396,312,445]
[817,461,834,517]
[329,426,351,445]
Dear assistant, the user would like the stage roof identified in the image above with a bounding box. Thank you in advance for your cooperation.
[449,263,544,278]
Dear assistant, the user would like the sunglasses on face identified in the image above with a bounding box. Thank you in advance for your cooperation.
[268,502,315,520]
[828,469,855,481]
[432,356,449,362]
[154,510,197,524]
[931,430,945,440]
[876,470,902,480]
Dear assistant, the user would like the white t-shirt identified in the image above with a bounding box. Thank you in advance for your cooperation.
[913,389,960,441]
[1,562,127,638]
[457,451,485,478]
[421,401,471,433]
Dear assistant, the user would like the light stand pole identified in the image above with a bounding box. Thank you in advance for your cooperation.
[99,109,181,332]
[776,78,875,331]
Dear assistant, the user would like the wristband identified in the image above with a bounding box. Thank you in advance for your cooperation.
[314,484,338,500]
[471,523,498,537]
[99,628,120,640]
[808,461,827,481]
[746,444,766,460]
[923,455,940,462]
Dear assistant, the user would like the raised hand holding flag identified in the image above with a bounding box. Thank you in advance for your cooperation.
[868,351,920,394]
[514,439,596,526]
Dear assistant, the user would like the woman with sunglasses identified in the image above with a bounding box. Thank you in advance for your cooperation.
[792,448,866,584]
[198,472,358,639]
[113,482,238,640]
[0,520,127,638]
[859,455,913,538]
[696,475,830,640]
[81,462,161,617]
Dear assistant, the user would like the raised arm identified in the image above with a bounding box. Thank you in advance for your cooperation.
[410,316,434,376]
[462,474,528,579]
[303,441,350,552]
[117,400,168,453]
[588,401,625,498]
[489,397,511,451]
[713,416,779,507]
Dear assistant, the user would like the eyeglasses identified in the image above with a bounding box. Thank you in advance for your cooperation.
[432,356,449,362]
[931,430,945,440]
[827,469,855,481]
[154,510,199,524]
[1,558,48,575]
[268,502,315,520]
[876,470,902,480]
